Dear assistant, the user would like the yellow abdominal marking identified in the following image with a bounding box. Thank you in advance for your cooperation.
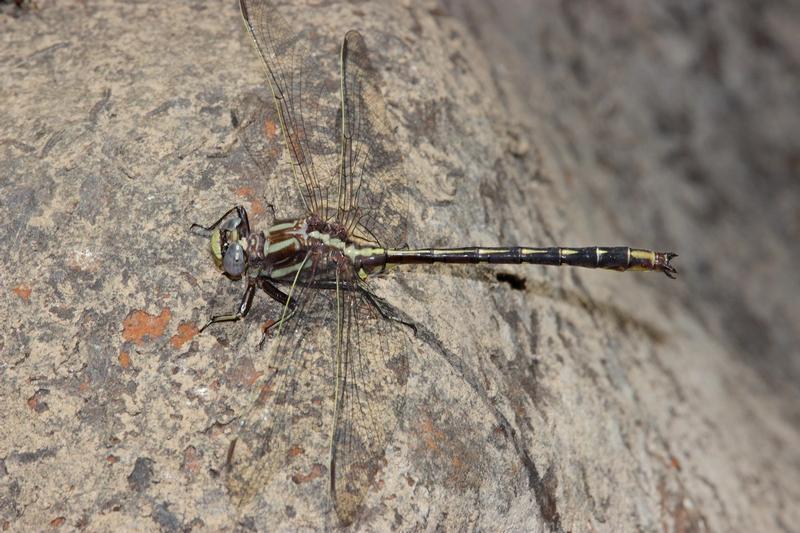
[629,249,655,271]
[631,249,655,262]
[307,230,384,260]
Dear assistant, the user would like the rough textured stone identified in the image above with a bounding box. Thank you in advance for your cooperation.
[1,0,798,530]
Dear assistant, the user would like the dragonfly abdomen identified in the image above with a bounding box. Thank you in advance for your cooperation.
[385,246,677,278]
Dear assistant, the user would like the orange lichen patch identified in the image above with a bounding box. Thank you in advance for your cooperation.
[170,322,199,349]
[122,308,171,346]
[234,186,255,199]
[249,198,266,217]
[50,517,66,528]
[418,417,445,452]
[118,351,131,369]
[670,455,682,471]
[233,187,266,218]
[12,284,31,301]
[79,379,91,394]
[264,119,278,139]
[106,454,119,464]
[287,445,304,458]
[291,463,324,484]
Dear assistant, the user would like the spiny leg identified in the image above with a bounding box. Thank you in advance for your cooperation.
[279,278,417,333]
[256,278,299,348]
[357,283,417,334]
[190,205,250,237]
[200,278,256,332]
[258,252,314,348]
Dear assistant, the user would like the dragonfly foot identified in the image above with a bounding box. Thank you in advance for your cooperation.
[258,319,279,348]
[190,223,213,237]
[659,252,678,279]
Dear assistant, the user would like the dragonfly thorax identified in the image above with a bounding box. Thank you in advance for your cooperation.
[250,216,387,282]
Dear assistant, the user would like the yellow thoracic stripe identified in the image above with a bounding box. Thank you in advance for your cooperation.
[270,260,309,279]
[268,221,296,233]
[265,237,298,256]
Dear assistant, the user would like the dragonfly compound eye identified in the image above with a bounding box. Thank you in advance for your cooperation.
[223,242,247,277]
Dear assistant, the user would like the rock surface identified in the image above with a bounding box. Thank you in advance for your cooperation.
[1,0,798,530]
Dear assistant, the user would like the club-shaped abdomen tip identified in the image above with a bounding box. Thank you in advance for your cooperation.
[658,252,678,279]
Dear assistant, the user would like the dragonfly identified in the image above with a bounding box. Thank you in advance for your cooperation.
[191,0,678,525]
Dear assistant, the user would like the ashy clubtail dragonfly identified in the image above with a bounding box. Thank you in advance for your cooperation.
[191,0,678,525]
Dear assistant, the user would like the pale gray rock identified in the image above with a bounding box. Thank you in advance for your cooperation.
[1,0,798,531]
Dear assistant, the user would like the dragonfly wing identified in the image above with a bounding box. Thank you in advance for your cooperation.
[226,269,337,507]
[338,30,409,249]
[330,279,411,524]
[239,0,339,220]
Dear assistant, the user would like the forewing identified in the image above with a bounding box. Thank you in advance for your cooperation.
[330,281,411,524]
[338,30,409,249]
[239,0,339,219]
[226,270,337,507]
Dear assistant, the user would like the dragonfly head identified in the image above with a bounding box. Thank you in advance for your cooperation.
[193,215,249,279]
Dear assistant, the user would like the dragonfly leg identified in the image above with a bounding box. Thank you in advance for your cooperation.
[199,278,256,332]
[190,205,251,237]
[268,279,416,332]
[256,278,297,348]
[358,285,418,335]
[299,280,359,292]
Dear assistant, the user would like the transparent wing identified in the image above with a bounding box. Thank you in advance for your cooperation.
[226,267,337,506]
[234,84,336,221]
[239,0,339,220]
[337,30,409,249]
[226,269,411,523]
[330,278,411,524]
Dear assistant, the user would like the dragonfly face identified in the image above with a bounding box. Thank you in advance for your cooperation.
[210,215,250,279]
